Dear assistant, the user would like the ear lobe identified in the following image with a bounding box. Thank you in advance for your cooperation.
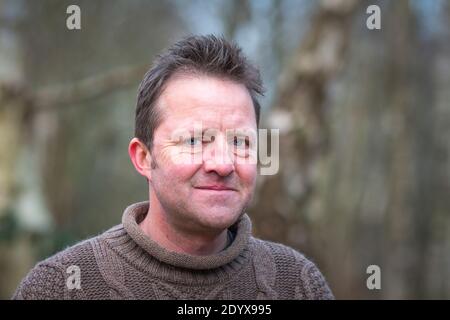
[128,137,152,180]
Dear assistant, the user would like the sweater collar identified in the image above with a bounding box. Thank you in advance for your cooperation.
[122,201,252,270]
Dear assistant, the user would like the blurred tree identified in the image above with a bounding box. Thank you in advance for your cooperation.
[250,0,359,256]
[0,0,184,298]
[249,0,450,299]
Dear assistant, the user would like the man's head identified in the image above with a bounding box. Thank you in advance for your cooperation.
[129,34,264,235]
[135,34,264,150]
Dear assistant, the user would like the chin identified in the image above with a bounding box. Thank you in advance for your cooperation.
[196,207,243,230]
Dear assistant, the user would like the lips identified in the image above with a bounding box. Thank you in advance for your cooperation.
[194,185,236,191]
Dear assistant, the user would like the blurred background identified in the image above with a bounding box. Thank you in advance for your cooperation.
[0,0,449,299]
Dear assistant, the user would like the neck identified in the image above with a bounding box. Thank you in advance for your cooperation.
[139,197,229,256]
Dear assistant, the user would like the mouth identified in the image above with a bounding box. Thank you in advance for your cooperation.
[194,185,237,191]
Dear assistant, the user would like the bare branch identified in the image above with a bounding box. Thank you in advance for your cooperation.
[1,64,148,112]
[33,64,148,110]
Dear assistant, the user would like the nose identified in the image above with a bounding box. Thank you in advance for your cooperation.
[204,160,235,177]
[203,134,235,177]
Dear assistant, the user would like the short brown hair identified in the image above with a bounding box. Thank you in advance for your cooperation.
[135,34,264,150]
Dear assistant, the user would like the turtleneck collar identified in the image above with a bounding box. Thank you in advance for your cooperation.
[121,201,253,271]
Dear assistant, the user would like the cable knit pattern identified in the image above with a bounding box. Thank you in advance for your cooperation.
[12,201,334,300]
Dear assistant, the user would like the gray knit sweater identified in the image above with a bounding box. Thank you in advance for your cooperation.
[13,202,334,300]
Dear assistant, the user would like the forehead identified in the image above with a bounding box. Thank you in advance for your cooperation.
[156,74,256,130]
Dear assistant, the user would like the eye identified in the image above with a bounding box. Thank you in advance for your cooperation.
[185,136,201,146]
[233,136,248,148]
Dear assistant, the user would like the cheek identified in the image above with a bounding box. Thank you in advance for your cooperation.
[174,164,201,182]
[236,164,257,189]
[155,162,200,187]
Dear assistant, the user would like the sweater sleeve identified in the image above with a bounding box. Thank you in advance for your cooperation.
[12,262,67,300]
[260,239,334,300]
[295,255,334,300]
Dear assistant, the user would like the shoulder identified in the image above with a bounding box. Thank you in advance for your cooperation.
[249,237,335,300]
[12,226,119,300]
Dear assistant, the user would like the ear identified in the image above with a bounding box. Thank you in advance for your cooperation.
[128,137,153,181]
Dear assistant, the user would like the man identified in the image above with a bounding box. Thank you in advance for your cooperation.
[13,35,333,299]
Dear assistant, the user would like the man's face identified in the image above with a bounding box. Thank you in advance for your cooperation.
[148,74,257,233]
